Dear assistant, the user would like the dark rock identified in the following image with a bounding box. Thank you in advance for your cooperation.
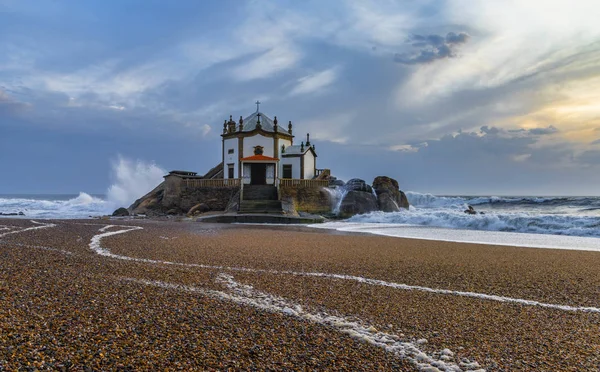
[464,205,477,214]
[166,209,179,215]
[398,190,410,209]
[345,178,373,193]
[128,178,239,216]
[0,212,24,216]
[338,190,378,218]
[188,203,210,216]
[372,176,410,211]
[328,177,345,187]
[129,182,166,216]
[112,207,129,217]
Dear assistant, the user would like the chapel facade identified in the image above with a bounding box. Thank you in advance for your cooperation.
[221,103,318,186]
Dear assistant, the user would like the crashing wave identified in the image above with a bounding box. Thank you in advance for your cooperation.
[0,192,109,219]
[347,209,600,238]
[406,192,600,210]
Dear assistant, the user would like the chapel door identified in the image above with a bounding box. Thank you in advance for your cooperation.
[250,163,267,185]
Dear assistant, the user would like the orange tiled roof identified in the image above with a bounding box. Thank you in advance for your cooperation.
[241,154,279,161]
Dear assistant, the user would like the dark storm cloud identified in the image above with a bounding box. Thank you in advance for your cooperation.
[507,125,559,136]
[394,31,470,65]
[528,125,558,135]
[480,126,500,135]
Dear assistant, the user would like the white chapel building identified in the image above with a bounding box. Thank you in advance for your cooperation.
[221,103,318,185]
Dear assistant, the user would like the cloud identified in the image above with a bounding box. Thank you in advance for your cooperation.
[591,139,600,145]
[576,149,600,165]
[480,126,500,135]
[231,46,300,81]
[0,89,30,114]
[394,32,470,65]
[528,125,558,135]
[289,67,339,96]
[201,124,211,137]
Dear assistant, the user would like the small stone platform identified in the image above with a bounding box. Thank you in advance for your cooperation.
[196,213,325,224]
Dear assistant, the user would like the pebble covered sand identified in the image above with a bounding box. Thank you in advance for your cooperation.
[0,218,599,371]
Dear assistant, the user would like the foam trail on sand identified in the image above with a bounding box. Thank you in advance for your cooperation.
[124,274,480,372]
[0,220,56,238]
[90,225,600,314]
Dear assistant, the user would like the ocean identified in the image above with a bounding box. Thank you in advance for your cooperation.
[313,192,600,251]
[1,191,599,250]
[0,193,110,219]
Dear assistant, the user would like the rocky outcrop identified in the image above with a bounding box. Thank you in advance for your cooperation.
[0,211,25,216]
[279,186,331,215]
[372,176,410,212]
[345,178,373,193]
[338,190,378,218]
[112,207,129,217]
[128,176,239,216]
[188,203,210,216]
[128,182,167,216]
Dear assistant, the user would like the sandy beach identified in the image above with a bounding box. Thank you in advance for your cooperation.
[1,218,599,371]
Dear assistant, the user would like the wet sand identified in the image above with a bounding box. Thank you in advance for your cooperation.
[0,218,599,371]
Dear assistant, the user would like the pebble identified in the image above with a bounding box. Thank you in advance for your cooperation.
[0,218,598,371]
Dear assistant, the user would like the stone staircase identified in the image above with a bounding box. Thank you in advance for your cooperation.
[239,185,283,214]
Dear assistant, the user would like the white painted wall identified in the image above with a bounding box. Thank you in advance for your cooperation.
[243,134,274,158]
[223,138,239,178]
[278,139,292,154]
[243,163,251,184]
[280,157,301,179]
[266,164,275,184]
[303,151,315,179]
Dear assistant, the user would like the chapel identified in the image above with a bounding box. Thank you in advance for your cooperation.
[222,102,318,185]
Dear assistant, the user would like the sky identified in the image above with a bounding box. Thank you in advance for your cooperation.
[1,0,600,196]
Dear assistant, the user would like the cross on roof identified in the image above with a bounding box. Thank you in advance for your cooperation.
[255,100,261,112]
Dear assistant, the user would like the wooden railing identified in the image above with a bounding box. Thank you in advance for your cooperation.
[183,178,241,188]
[279,178,329,188]
[315,168,330,177]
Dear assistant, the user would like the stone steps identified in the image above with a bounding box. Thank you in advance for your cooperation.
[239,200,283,214]
[243,185,278,200]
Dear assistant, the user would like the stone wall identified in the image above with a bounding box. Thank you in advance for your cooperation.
[178,186,239,213]
[129,174,239,216]
[279,186,332,215]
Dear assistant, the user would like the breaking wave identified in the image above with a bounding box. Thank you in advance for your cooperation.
[346,192,600,238]
[347,210,600,237]
[406,192,600,210]
[0,193,110,219]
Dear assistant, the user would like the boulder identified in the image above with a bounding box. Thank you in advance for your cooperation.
[464,205,477,215]
[188,203,210,216]
[338,190,378,218]
[166,209,179,215]
[328,177,345,187]
[372,176,410,211]
[129,182,166,216]
[112,207,129,217]
[345,178,373,193]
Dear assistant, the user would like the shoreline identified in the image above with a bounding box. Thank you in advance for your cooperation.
[1,217,599,369]
[6,214,600,252]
